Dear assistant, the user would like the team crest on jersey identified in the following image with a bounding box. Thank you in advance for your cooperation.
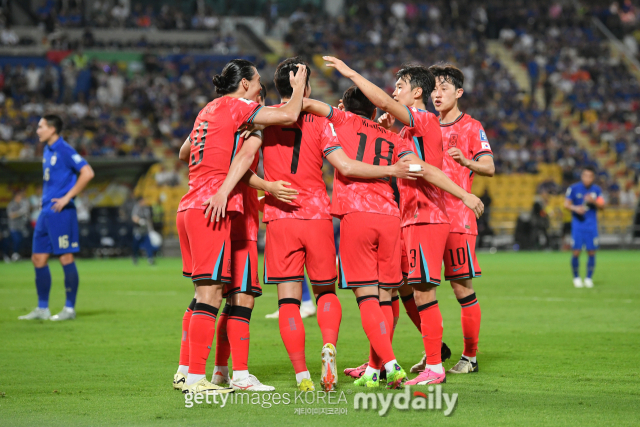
[72,154,83,163]
[479,130,488,141]
[448,133,458,147]
[50,154,57,165]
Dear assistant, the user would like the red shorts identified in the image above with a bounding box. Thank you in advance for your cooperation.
[177,209,232,283]
[401,223,450,286]
[224,240,262,298]
[264,219,337,286]
[443,233,481,281]
[401,237,409,278]
[338,212,402,289]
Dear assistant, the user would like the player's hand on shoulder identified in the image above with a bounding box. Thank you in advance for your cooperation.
[392,157,424,180]
[323,56,356,79]
[447,147,469,167]
[462,193,484,219]
[378,112,395,129]
[266,181,298,204]
[202,191,229,223]
[238,123,265,139]
[51,195,71,212]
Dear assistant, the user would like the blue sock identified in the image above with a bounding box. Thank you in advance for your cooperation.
[63,262,79,309]
[301,274,312,303]
[35,266,52,309]
[587,255,595,279]
[571,256,579,279]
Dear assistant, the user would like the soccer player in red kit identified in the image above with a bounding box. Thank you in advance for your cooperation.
[208,84,297,391]
[208,57,420,392]
[430,63,495,374]
[322,56,483,385]
[173,59,308,395]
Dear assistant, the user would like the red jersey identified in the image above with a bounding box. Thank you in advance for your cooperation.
[178,96,262,212]
[324,107,404,218]
[441,113,493,235]
[231,152,260,241]
[261,106,337,222]
[397,106,449,227]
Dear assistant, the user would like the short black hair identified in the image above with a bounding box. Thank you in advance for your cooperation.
[212,59,257,96]
[42,114,63,134]
[583,165,597,174]
[396,64,435,105]
[274,56,310,99]
[342,85,376,118]
[428,62,465,90]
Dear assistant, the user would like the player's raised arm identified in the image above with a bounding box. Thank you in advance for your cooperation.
[250,64,308,126]
[401,152,484,218]
[302,98,333,117]
[325,149,423,180]
[323,56,413,126]
[448,147,495,177]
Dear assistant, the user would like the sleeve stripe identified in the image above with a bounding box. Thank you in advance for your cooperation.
[323,146,342,156]
[404,105,414,127]
[247,106,262,124]
[326,105,334,119]
[473,152,493,161]
[398,150,414,158]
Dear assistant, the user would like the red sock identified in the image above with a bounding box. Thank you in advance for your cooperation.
[214,303,231,367]
[179,298,196,366]
[368,343,382,369]
[458,293,481,358]
[391,295,400,335]
[357,296,395,365]
[316,292,342,346]
[380,301,395,342]
[278,299,307,373]
[188,302,219,375]
[418,300,443,365]
[228,306,252,371]
[401,293,421,332]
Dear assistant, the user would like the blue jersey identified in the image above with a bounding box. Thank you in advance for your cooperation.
[42,137,88,213]
[565,182,601,230]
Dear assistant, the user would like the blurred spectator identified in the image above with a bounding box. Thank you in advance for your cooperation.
[131,197,155,265]
[7,191,30,261]
[154,164,180,187]
[0,24,19,46]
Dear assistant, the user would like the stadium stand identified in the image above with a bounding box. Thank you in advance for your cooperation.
[0,0,638,256]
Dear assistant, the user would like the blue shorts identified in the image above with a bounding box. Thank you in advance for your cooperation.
[32,208,80,255]
[572,227,599,251]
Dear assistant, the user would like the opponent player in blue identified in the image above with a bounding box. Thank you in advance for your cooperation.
[19,115,94,321]
[564,166,605,289]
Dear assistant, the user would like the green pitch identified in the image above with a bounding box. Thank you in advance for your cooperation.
[1,251,639,426]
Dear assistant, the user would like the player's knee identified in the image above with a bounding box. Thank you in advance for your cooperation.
[59,253,74,266]
[572,250,581,257]
[31,253,47,268]
[231,292,255,309]
[587,251,596,257]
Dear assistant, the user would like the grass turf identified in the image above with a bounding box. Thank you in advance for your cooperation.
[1,251,639,426]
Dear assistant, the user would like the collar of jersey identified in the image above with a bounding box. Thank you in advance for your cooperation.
[439,112,465,127]
[47,136,64,151]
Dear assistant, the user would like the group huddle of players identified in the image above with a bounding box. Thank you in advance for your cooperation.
[172,54,495,395]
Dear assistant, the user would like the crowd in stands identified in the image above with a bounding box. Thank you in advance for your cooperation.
[282,0,639,207]
[0,53,266,163]
[0,0,638,211]
[501,1,640,205]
